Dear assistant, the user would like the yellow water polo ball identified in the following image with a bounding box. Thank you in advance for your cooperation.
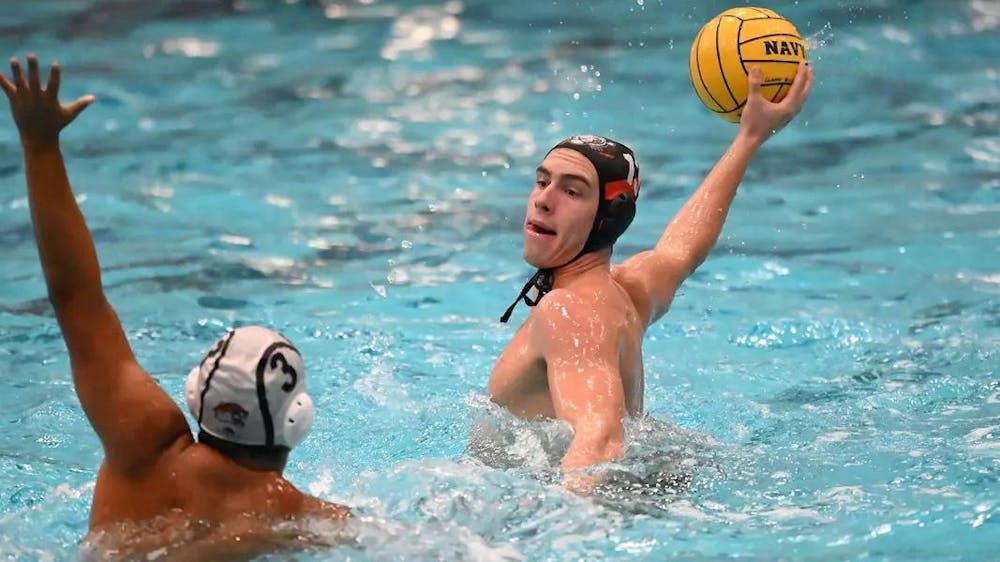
[689,6,808,122]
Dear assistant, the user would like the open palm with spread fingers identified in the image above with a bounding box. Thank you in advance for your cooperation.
[0,54,95,148]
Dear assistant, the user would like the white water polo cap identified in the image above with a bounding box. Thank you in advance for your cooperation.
[185,326,314,449]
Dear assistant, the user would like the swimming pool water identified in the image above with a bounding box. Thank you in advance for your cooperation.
[0,0,997,559]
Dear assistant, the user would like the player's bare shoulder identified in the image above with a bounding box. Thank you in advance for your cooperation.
[532,284,630,341]
[611,253,667,328]
[532,288,591,326]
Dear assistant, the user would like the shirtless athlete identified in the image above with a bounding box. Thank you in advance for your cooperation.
[488,62,814,485]
[1,55,348,560]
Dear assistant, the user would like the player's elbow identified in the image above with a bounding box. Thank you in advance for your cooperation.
[46,284,77,309]
[46,281,103,312]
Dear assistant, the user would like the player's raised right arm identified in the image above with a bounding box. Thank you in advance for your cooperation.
[617,63,814,327]
[2,55,189,472]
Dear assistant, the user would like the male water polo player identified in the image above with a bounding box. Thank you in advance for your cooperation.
[1,55,348,559]
[487,63,814,488]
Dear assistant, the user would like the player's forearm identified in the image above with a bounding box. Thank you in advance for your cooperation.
[24,142,104,305]
[654,132,762,275]
[561,423,623,472]
[560,424,622,493]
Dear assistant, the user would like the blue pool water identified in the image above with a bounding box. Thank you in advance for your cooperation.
[1,0,998,559]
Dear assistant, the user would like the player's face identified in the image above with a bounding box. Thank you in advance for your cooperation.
[523,149,599,268]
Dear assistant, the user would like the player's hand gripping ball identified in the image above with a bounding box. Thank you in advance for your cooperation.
[689,6,808,122]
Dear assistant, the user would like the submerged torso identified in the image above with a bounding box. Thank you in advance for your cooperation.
[87,439,348,560]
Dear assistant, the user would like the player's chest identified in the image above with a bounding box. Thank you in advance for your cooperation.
[487,321,547,397]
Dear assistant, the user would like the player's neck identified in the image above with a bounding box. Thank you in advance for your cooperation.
[551,249,611,288]
[199,431,289,473]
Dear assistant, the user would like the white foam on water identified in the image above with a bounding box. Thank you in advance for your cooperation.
[819,486,866,506]
[762,507,831,523]
[816,431,851,443]
[965,425,998,441]
[47,481,96,500]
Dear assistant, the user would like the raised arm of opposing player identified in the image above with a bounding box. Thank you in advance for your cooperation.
[1,55,190,474]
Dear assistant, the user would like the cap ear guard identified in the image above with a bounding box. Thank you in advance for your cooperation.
[583,190,637,253]
[278,391,314,448]
[185,365,202,424]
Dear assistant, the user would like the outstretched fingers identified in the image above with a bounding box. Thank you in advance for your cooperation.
[5,56,67,98]
[10,57,27,90]
[26,54,41,94]
[66,95,96,120]
[47,62,61,98]
[0,72,13,99]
